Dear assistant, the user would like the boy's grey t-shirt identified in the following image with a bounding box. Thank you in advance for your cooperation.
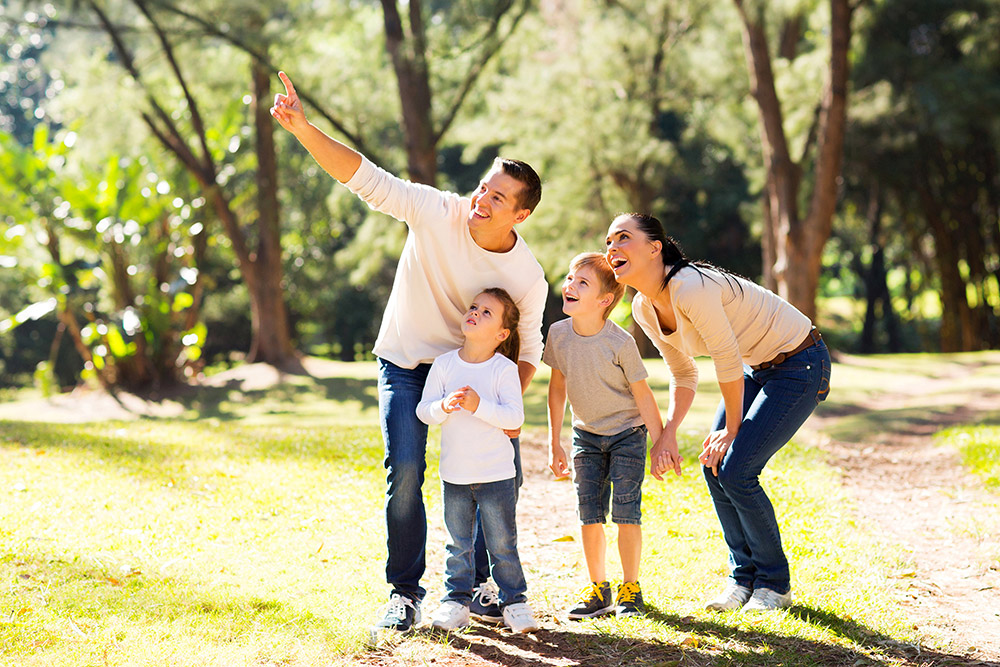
[543,318,648,436]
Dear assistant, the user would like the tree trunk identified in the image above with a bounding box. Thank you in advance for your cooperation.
[734,0,851,321]
[381,0,438,186]
[248,57,295,364]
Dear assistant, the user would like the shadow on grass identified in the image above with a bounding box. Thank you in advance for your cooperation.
[394,606,998,667]
[150,375,379,422]
[823,403,1000,444]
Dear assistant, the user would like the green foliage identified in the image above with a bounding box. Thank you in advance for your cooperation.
[0,126,207,389]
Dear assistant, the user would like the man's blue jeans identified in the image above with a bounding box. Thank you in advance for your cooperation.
[705,341,831,595]
[442,477,528,606]
[378,358,521,602]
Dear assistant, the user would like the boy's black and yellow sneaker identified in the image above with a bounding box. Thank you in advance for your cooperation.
[615,581,645,617]
[568,580,614,620]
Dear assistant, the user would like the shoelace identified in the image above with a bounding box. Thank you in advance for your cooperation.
[617,582,640,604]
[383,595,413,621]
[474,584,500,606]
[576,583,605,605]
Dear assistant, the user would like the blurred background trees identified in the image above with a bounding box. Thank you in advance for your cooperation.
[2,0,998,390]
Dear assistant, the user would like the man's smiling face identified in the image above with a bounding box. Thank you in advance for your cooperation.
[468,168,530,235]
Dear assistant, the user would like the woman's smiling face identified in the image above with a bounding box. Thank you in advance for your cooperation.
[605,216,660,284]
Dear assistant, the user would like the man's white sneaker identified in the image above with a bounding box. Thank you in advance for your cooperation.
[502,602,539,633]
[430,601,471,631]
[742,587,792,611]
[705,583,753,611]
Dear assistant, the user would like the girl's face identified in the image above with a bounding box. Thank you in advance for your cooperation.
[461,292,510,347]
[605,216,661,284]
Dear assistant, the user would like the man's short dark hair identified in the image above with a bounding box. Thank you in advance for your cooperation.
[493,157,542,213]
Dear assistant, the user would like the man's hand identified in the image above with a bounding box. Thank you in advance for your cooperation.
[270,71,308,134]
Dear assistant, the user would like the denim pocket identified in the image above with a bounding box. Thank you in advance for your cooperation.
[816,358,831,404]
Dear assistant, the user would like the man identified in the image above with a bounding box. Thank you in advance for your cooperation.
[271,72,547,632]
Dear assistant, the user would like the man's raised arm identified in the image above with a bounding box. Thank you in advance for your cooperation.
[270,71,362,183]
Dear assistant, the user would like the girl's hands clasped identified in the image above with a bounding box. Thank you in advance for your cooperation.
[441,385,480,414]
[699,427,737,477]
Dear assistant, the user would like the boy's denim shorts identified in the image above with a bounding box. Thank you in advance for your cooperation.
[571,425,647,526]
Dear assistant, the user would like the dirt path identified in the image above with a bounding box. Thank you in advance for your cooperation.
[813,355,1000,662]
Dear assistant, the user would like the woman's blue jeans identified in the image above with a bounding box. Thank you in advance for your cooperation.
[377,358,521,602]
[705,341,831,594]
[442,477,528,606]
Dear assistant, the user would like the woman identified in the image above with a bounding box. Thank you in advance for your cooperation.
[605,213,830,611]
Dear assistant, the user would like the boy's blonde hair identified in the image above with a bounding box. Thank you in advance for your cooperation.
[569,252,625,319]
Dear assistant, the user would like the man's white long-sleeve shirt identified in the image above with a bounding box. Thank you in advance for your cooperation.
[344,157,548,369]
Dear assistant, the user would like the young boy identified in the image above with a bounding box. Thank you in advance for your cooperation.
[544,252,677,619]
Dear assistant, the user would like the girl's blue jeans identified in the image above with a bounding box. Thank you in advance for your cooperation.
[705,340,831,595]
[442,477,528,606]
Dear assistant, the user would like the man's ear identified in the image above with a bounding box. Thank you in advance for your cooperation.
[513,209,530,225]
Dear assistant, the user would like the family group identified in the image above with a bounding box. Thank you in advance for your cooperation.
[270,71,832,636]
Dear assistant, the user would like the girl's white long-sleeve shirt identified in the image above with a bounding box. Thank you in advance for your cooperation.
[415,350,524,485]
[343,157,548,370]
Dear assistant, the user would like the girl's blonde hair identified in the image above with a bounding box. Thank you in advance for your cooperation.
[479,287,521,364]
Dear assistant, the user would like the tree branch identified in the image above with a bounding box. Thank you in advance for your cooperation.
[434,0,530,144]
[149,0,373,158]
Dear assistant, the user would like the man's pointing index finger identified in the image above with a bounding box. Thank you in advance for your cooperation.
[278,71,297,99]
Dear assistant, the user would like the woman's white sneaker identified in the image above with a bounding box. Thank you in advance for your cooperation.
[742,587,792,611]
[705,583,753,611]
[502,602,539,633]
[430,601,471,631]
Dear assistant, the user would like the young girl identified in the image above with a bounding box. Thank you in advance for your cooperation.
[416,288,539,634]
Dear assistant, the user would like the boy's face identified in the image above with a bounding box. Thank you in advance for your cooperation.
[561,265,613,318]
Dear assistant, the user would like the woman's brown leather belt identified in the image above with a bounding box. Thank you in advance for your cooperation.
[751,328,823,371]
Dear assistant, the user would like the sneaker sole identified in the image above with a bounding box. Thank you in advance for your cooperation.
[470,613,505,624]
[567,605,615,620]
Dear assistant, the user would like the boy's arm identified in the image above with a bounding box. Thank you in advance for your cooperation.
[546,367,570,478]
[630,378,663,445]
[649,384,693,480]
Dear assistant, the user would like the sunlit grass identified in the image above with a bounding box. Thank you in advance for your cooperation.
[936,425,1000,489]
[2,352,998,665]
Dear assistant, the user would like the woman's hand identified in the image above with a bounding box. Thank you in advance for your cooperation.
[650,432,683,480]
[699,427,737,476]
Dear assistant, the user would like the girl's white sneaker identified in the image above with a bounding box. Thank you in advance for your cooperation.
[502,602,539,633]
[430,601,471,631]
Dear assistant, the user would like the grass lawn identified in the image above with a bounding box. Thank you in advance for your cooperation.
[1,354,996,666]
